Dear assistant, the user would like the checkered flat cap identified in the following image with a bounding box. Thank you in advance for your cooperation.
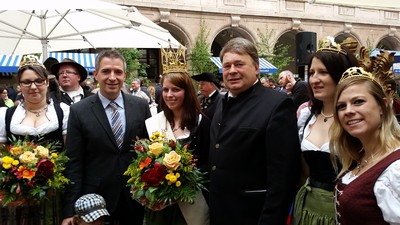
[74,193,110,223]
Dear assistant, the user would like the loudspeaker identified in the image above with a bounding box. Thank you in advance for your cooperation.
[296,32,317,66]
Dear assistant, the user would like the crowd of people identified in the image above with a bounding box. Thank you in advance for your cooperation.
[0,36,399,225]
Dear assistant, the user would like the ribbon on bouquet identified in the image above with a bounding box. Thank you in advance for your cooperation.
[178,191,209,225]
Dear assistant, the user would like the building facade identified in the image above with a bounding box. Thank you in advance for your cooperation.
[110,0,400,75]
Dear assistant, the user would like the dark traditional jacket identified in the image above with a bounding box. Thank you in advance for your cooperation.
[50,86,93,106]
[209,82,301,225]
[199,90,224,120]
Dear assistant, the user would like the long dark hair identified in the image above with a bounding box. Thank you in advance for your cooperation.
[160,72,202,131]
[307,46,358,114]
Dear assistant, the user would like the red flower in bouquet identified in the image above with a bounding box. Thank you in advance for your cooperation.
[141,162,166,187]
[0,139,69,207]
[36,159,55,179]
[124,131,207,210]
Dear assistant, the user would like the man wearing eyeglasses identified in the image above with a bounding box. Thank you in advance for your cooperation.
[51,58,93,105]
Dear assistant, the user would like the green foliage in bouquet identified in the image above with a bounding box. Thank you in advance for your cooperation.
[124,131,207,210]
[0,138,69,206]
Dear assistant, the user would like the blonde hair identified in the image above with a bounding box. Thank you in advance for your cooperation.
[148,86,155,100]
[329,77,400,177]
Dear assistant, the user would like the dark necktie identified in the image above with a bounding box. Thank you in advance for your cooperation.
[109,101,123,149]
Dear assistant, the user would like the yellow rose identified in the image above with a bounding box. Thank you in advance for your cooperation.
[34,146,49,158]
[149,142,163,156]
[176,181,181,187]
[19,151,37,164]
[163,151,181,170]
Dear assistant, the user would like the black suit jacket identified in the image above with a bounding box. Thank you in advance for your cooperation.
[209,82,301,225]
[63,92,151,220]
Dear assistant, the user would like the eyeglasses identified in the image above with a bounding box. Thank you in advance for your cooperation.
[20,79,47,87]
[57,70,78,76]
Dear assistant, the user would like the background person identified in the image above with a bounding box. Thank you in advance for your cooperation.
[278,70,309,109]
[330,66,400,225]
[130,78,150,103]
[209,37,300,225]
[268,78,281,91]
[147,85,158,116]
[191,72,224,120]
[62,50,150,225]
[51,58,93,105]
[260,77,270,87]
[73,193,110,225]
[0,87,14,107]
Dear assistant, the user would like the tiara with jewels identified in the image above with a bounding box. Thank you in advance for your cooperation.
[317,36,348,56]
[160,41,187,74]
[339,67,384,90]
[19,55,46,69]
[339,47,395,93]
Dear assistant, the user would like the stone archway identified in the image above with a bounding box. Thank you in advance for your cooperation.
[335,33,360,55]
[158,22,190,47]
[275,30,298,74]
[143,22,190,79]
[377,36,400,50]
[210,28,253,57]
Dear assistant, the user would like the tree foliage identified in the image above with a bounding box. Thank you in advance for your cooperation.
[117,48,149,84]
[256,27,293,76]
[189,20,218,75]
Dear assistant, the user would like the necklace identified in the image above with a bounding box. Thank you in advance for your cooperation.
[321,110,333,122]
[354,150,381,176]
[26,106,48,117]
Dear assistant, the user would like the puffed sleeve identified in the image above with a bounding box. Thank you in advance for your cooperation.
[374,159,400,224]
[297,107,311,142]
[60,102,70,136]
[0,107,9,143]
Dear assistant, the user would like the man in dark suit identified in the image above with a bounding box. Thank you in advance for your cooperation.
[191,72,223,119]
[62,50,151,225]
[209,38,301,225]
[51,58,93,105]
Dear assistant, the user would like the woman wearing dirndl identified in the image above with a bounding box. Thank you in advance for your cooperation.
[292,37,358,225]
[0,55,69,225]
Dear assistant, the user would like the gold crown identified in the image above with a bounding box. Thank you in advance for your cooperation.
[19,55,46,69]
[317,36,347,56]
[160,41,187,74]
[339,67,384,90]
[339,47,395,93]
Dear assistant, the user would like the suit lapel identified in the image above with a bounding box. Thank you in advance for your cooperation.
[91,95,119,149]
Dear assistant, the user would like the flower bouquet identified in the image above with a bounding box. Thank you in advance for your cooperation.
[0,139,69,207]
[124,131,207,211]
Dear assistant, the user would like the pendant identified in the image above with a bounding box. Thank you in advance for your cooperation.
[35,113,40,117]
[324,117,328,122]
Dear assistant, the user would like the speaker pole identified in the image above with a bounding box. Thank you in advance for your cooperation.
[297,65,305,80]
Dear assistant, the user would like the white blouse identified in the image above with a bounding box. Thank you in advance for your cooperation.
[298,107,330,154]
[341,160,400,224]
[0,100,70,143]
